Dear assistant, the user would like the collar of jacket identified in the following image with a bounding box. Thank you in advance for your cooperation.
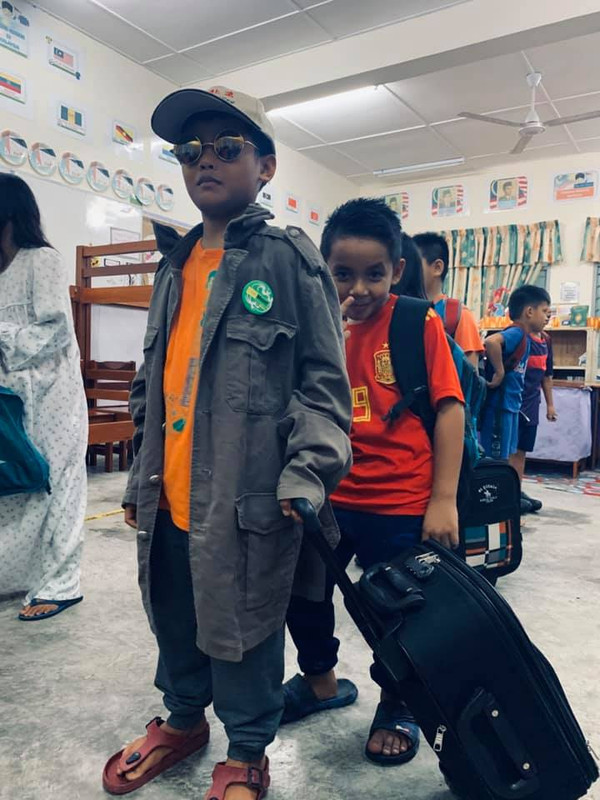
[152,203,274,270]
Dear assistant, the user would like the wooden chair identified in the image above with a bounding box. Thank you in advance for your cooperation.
[85,360,136,472]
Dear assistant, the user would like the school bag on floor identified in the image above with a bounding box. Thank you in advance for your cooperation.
[0,386,51,496]
[293,498,599,800]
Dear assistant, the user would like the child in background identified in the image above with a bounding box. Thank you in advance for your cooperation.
[284,198,464,767]
[480,285,551,463]
[414,232,484,367]
[511,330,557,513]
[102,85,352,800]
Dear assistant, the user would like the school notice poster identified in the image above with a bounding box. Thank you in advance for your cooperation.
[489,176,528,210]
[0,2,30,57]
[553,171,597,201]
[384,192,409,220]
[431,184,464,217]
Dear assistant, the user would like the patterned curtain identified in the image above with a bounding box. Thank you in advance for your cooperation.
[441,220,562,318]
[581,217,600,262]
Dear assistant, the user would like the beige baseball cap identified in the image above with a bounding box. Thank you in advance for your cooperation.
[151,85,276,154]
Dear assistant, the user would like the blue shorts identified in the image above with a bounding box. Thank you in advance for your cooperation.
[480,407,519,460]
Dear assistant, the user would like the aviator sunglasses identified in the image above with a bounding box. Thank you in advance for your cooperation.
[172,130,259,166]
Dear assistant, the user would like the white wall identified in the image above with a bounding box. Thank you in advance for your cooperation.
[364,151,600,309]
[0,0,356,279]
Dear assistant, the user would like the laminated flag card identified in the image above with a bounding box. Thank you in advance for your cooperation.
[47,37,81,80]
[0,69,25,103]
[285,192,300,214]
[57,102,86,135]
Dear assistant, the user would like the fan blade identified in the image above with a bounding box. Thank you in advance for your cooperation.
[511,134,534,154]
[458,111,522,128]
[544,110,600,127]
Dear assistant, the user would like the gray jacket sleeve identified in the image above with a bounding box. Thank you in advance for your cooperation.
[276,254,352,512]
[122,360,147,507]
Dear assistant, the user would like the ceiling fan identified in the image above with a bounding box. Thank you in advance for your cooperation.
[458,72,600,154]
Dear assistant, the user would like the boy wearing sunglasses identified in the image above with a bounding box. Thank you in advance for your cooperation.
[102,86,352,800]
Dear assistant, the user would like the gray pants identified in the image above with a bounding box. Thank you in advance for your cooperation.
[150,510,284,762]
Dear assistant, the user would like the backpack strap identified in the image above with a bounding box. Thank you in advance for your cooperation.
[503,323,528,371]
[385,297,436,437]
[443,298,462,338]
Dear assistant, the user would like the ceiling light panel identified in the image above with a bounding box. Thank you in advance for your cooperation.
[184,13,330,74]
[271,86,422,142]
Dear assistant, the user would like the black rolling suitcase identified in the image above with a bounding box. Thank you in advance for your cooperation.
[458,459,522,584]
[293,500,598,800]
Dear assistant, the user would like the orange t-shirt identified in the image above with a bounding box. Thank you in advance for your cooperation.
[162,242,223,530]
[436,294,484,355]
[331,295,464,516]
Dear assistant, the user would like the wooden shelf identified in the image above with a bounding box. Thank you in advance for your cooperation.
[553,364,586,370]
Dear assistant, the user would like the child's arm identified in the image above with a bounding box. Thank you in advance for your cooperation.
[484,332,505,389]
[278,253,353,515]
[423,398,464,549]
[542,376,557,421]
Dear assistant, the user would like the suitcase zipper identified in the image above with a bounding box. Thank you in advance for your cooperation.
[429,548,598,784]
[433,725,447,753]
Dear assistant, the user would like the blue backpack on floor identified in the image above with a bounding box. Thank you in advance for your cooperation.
[0,386,51,497]
[385,297,486,504]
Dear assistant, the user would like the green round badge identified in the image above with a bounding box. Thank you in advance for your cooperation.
[242,280,274,315]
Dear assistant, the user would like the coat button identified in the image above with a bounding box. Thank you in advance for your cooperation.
[289,228,300,237]
[148,474,162,486]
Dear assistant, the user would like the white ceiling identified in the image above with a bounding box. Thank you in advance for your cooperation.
[34,0,600,184]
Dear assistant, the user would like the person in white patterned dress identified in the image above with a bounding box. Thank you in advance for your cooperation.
[0,174,88,621]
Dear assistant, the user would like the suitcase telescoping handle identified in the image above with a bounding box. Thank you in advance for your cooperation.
[458,688,540,798]
[291,499,383,652]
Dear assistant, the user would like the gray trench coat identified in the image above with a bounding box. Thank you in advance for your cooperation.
[124,204,352,661]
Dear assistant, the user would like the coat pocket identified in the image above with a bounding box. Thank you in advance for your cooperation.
[236,492,301,611]
[226,316,297,414]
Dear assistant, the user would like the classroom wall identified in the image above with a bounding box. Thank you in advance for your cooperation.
[362,151,600,311]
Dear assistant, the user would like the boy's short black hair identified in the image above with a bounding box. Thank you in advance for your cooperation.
[508,285,551,320]
[412,232,449,282]
[320,198,403,264]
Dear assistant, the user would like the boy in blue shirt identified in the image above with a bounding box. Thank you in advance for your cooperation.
[481,285,551,460]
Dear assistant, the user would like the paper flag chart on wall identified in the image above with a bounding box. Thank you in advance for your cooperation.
[258,186,274,209]
[308,207,321,226]
[0,68,26,103]
[286,192,300,214]
[0,129,27,166]
[384,192,409,220]
[489,176,528,210]
[431,184,465,217]
[112,169,134,200]
[59,152,85,185]
[156,184,174,211]
[47,37,81,79]
[29,142,57,176]
[0,3,30,57]
[57,102,86,135]
[87,161,110,192]
[135,177,155,206]
[158,144,178,166]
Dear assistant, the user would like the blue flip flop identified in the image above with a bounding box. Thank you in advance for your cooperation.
[365,700,420,766]
[281,673,358,725]
[18,596,83,621]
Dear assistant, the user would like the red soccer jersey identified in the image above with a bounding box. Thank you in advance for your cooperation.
[331,295,464,515]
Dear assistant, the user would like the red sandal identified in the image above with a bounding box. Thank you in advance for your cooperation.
[102,716,210,795]
[206,757,270,800]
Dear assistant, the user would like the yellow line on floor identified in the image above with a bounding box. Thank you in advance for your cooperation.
[84,509,122,522]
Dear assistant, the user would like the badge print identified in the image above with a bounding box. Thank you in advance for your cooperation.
[242,281,274,315]
[373,346,395,385]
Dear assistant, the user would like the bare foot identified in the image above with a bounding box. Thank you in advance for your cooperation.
[204,757,268,800]
[117,719,207,783]
[303,669,338,701]
[366,691,412,758]
[20,603,58,618]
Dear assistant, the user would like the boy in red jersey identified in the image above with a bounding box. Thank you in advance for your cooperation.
[284,198,464,767]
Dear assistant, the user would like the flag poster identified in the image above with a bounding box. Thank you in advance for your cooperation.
[0,2,30,57]
[0,68,25,103]
[384,192,409,220]
[489,176,528,210]
[57,102,86,135]
[285,192,300,214]
[258,186,274,208]
[112,120,136,147]
[47,37,81,79]
[308,206,322,226]
[431,184,464,217]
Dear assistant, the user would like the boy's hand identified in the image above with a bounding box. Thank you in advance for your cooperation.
[547,405,558,421]
[340,296,355,341]
[124,504,138,529]
[487,367,505,390]
[422,497,459,550]
[280,500,303,524]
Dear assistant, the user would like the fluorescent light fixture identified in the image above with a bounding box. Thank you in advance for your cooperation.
[268,86,378,117]
[374,157,465,176]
